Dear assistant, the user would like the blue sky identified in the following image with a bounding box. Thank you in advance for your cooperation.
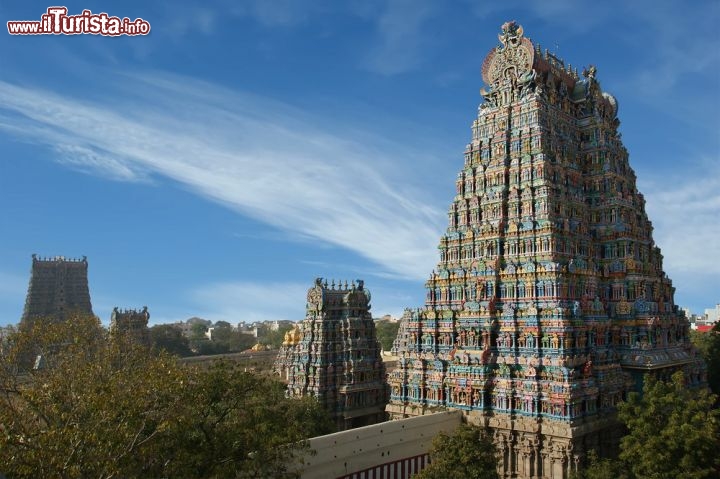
[0,0,718,326]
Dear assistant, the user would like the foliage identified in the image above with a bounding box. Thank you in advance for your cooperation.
[414,423,499,479]
[690,324,720,396]
[146,361,334,478]
[259,324,294,349]
[572,450,629,479]
[617,371,720,479]
[149,323,193,356]
[0,315,334,478]
[0,315,184,477]
[576,371,720,479]
[189,321,209,340]
[375,320,400,352]
[197,322,257,355]
[214,320,233,330]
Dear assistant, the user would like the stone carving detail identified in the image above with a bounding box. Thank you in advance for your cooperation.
[283,278,388,431]
[387,21,705,479]
[482,20,535,86]
[109,306,151,346]
[21,254,94,327]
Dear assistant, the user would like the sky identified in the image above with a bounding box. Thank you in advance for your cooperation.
[0,0,718,326]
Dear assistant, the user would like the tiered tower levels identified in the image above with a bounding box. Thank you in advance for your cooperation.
[285,278,388,430]
[109,306,151,346]
[21,254,94,326]
[388,22,704,479]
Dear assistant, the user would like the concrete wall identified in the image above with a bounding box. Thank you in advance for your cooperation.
[301,410,462,479]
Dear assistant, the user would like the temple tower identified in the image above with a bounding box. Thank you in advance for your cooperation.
[274,324,302,381]
[21,254,94,327]
[285,278,388,430]
[387,22,704,479]
[109,306,151,346]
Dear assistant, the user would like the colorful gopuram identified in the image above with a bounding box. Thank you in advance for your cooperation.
[21,254,94,327]
[387,21,705,479]
[274,324,302,381]
[109,306,151,346]
[285,278,388,430]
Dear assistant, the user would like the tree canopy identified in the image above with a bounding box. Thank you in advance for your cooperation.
[690,324,720,397]
[579,371,720,479]
[259,324,295,349]
[0,315,334,478]
[375,320,400,352]
[149,323,193,356]
[414,423,499,479]
[189,321,209,340]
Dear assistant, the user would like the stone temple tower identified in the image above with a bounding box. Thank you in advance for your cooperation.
[387,22,705,479]
[109,306,151,346]
[285,278,388,430]
[21,254,94,327]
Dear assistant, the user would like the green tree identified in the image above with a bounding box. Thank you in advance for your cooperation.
[214,320,233,330]
[691,324,720,396]
[578,371,720,479]
[149,323,193,356]
[414,423,499,479]
[153,361,334,478]
[190,321,209,340]
[0,315,334,478]
[618,371,720,479]
[375,320,400,351]
[260,324,295,349]
[197,322,256,355]
[572,450,629,479]
[225,329,258,351]
[0,315,187,478]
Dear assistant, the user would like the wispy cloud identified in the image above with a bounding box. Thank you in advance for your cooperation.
[191,281,309,322]
[641,158,720,275]
[162,0,318,36]
[468,0,611,34]
[467,0,719,110]
[0,73,444,281]
[362,0,435,75]
[236,0,315,27]
[621,2,720,103]
[54,144,150,183]
[162,5,218,36]
[190,279,413,323]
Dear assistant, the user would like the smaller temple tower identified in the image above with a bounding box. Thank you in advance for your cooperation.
[109,306,151,346]
[21,254,94,327]
[284,278,389,430]
[274,324,302,381]
[390,309,415,356]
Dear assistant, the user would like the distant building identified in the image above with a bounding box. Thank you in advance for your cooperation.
[691,303,720,331]
[174,317,212,337]
[704,304,720,324]
[269,320,295,331]
[21,254,94,328]
[109,307,151,346]
[284,278,388,430]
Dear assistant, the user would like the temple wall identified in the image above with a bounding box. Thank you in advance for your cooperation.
[301,411,462,479]
[386,404,622,479]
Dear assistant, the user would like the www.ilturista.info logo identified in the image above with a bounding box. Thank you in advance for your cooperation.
[7,7,150,36]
